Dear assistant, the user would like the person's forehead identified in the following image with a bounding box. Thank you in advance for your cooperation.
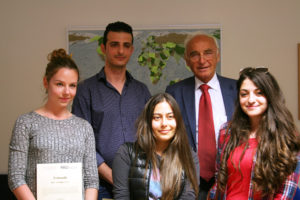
[188,36,217,49]
[240,79,259,89]
[107,31,132,42]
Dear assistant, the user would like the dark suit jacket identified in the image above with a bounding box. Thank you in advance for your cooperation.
[166,75,237,151]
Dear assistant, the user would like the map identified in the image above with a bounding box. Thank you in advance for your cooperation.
[68,26,221,94]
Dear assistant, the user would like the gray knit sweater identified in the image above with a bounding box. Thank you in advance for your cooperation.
[8,112,99,197]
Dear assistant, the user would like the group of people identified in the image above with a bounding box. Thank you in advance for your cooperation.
[7,21,300,200]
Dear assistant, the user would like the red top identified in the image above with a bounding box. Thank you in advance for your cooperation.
[226,138,260,200]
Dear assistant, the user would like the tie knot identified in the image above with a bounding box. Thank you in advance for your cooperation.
[200,84,210,92]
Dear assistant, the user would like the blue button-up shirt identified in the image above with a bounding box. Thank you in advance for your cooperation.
[72,67,151,167]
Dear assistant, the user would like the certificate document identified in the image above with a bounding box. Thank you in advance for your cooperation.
[37,163,83,200]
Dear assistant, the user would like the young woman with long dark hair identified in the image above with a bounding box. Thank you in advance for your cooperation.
[209,67,300,199]
[113,93,199,199]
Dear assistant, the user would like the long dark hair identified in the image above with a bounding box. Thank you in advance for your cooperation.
[218,68,300,197]
[135,93,198,199]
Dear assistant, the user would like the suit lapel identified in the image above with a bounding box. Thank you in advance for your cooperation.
[182,78,197,147]
[218,75,235,120]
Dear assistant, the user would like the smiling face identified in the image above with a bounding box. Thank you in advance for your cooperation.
[101,31,134,69]
[239,78,268,122]
[44,67,78,109]
[185,35,220,83]
[152,101,177,149]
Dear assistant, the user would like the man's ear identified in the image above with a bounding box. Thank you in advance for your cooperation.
[216,49,220,62]
[101,43,106,55]
[184,52,188,62]
[184,53,191,68]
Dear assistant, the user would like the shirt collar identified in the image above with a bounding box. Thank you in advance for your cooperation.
[96,67,134,83]
[194,73,218,91]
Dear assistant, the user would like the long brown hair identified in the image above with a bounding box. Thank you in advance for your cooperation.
[135,93,198,199]
[218,68,300,197]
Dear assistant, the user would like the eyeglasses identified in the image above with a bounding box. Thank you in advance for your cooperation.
[239,67,268,75]
[188,50,216,62]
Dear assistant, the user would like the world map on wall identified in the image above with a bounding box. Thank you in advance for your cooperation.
[68,26,221,95]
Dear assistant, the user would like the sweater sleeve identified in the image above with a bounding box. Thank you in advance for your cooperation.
[82,121,99,190]
[112,144,131,200]
[8,116,31,191]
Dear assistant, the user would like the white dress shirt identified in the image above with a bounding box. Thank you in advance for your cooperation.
[195,73,227,148]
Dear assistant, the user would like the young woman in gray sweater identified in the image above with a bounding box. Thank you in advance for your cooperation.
[8,49,99,200]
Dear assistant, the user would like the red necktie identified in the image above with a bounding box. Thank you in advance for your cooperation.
[198,84,216,181]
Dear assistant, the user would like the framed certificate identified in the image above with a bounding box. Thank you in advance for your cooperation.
[37,163,83,200]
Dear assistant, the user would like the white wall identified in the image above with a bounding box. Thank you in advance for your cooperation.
[1,0,300,173]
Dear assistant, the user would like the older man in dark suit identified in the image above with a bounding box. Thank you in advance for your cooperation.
[166,33,237,199]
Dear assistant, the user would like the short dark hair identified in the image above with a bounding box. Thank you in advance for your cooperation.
[103,21,133,46]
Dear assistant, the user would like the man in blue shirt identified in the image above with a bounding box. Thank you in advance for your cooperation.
[72,21,151,199]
